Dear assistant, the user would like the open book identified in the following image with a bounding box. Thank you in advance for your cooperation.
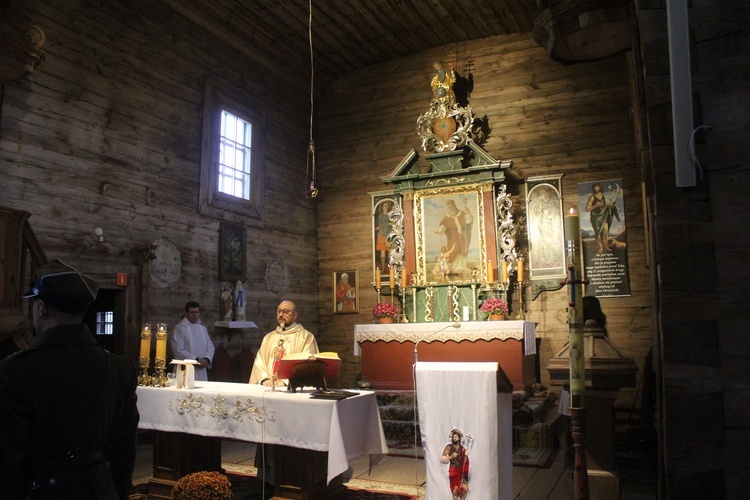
[276,351,341,380]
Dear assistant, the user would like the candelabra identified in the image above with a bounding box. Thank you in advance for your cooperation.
[399,284,409,323]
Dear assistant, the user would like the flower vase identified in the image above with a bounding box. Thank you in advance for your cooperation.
[379,317,394,324]
[489,313,505,321]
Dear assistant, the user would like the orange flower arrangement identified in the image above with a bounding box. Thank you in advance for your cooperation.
[171,471,232,500]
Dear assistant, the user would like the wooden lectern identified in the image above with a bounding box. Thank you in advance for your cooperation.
[415,361,514,500]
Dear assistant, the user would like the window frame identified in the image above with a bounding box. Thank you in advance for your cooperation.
[199,80,265,221]
[95,310,114,335]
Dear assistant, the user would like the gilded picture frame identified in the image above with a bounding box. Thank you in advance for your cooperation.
[333,269,359,314]
[413,184,489,285]
[218,221,246,282]
[371,191,398,286]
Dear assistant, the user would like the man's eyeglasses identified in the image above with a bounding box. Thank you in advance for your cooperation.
[277,309,294,315]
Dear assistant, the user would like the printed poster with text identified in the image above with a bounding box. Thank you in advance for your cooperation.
[577,179,631,297]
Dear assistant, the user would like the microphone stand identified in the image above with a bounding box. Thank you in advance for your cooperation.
[413,322,462,366]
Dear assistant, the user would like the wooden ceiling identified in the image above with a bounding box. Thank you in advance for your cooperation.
[158,0,543,94]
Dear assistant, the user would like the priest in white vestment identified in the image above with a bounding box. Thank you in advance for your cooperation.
[170,301,216,381]
[249,300,319,386]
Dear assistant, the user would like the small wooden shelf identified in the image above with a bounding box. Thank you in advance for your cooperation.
[214,321,258,329]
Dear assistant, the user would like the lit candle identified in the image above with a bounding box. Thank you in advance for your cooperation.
[517,258,525,282]
[564,207,580,242]
[375,268,381,288]
[401,267,408,287]
[156,323,167,360]
[140,323,151,360]
[487,260,494,283]
[389,267,395,289]
[501,261,509,283]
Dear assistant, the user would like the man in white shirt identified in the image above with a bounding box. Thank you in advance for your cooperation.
[170,301,215,381]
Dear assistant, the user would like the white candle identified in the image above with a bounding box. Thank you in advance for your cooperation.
[564,207,580,242]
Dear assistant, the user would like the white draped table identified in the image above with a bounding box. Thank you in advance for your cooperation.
[137,382,387,497]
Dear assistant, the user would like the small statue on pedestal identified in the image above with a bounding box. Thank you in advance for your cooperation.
[220,285,233,321]
[233,281,246,321]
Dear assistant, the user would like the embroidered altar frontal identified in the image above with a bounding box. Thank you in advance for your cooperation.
[136,381,388,484]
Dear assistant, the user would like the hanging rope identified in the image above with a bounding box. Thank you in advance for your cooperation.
[305,0,318,198]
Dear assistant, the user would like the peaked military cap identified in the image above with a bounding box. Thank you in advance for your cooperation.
[22,259,100,314]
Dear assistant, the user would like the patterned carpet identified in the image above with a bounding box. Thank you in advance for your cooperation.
[513,422,558,468]
[130,463,420,500]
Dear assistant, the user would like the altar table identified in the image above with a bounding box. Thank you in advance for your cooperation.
[354,321,537,391]
[137,382,387,499]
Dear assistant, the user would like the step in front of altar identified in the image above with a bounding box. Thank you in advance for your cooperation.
[376,391,420,445]
[375,388,563,461]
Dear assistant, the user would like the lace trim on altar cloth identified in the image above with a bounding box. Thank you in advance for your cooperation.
[354,320,536,356]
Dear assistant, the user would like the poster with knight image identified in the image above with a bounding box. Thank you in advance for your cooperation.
[577,179,631,297]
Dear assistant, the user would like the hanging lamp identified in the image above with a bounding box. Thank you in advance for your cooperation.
[305,0,318,198]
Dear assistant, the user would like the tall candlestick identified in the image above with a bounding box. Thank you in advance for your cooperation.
[156,323,167,360]
[517,258,525,282]
[140,323,151,360]
[487,260,494,283]
[375,268,381,288]
[401,267,408,287]
[138,323,152,386]
[563,203,588,498]
[501,261,509,283]
[154,323,168,387]
[389,267,395,289]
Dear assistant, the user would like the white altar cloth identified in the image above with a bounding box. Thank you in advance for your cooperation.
[136,381,387,484]
[353,320,536,356]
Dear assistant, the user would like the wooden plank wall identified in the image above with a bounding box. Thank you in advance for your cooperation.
[1,0,318,360]
[1,0,653,403]
[635,0,750,495]
[316,34,653,395]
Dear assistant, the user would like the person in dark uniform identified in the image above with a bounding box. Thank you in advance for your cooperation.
[0,259,140,499]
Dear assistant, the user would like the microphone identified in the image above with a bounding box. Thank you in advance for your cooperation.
[413,322,461,365]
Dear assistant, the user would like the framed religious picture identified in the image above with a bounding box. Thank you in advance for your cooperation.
[371,191,398,286]
[333,269,359,314]
[577,178,631,297]
[413,183,489,285]
[525,175,566,298]
[218,221,246,282]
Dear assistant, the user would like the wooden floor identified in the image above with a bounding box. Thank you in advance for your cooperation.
[132,433,656,499]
